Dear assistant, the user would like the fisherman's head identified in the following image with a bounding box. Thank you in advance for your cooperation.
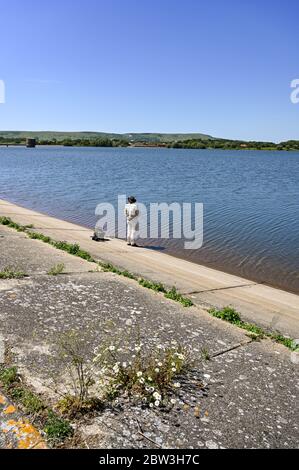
[128,196,136,204]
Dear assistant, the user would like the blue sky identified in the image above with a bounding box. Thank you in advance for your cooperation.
[0,0,298,141]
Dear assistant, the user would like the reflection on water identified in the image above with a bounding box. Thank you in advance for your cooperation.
[0,146,298,294]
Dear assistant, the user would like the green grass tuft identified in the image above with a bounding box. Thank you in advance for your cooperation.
[44,411,73,440]
[11,387,45,414]
[27,231,52,243]
[0,266,27,279]
[164,287,194,307]
[200,347,210,361]
[210,306,241,323]
[26,230,94,261]
[0,216,34,232]
[138,280,193,307]
[0,366,18,388]
[99,262,137,279]
[208,306,296,350]
[138,278,167,293]
[270,334,295,349]
[47,263,65,276]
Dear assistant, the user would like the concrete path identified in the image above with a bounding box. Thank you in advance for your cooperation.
[0,199,298,337]
[0,220,298,448]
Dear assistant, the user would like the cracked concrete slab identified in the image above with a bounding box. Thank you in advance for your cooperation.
[0,272,247,374]
[0,270,298,448]
[84,341,299,449]
[0,224,96,275]
[0,209,298,448]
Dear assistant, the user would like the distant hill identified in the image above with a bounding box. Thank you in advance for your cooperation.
[123,132,215,143]
[0,130,215,143]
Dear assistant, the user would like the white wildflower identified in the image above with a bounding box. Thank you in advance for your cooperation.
[155,368,160,373]
[109,345,115,351]
[137,371,143,377]
[173,382,181,388]
[154,400,160,407]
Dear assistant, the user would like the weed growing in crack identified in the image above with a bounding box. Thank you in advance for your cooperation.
[209,306,296,350]
[138,278,167,293]
[0,363,73,443]
[0,266,27,279]
[200,348,210,361]
[11,387,45,414]
[26,230,94,262]
[93,338,192,408]
[0,216,34,232]
[99,262,137,279]
[164,287,194,307]
[54,331,102,416]
[44,410,73,441]
[0,366,18,389]
[47,263,65,276]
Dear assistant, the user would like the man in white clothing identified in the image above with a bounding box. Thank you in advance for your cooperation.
[124,196,139,246]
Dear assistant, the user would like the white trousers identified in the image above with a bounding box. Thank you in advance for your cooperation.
[127,219,138,244]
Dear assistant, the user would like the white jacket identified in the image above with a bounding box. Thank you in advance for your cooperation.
[125,203,139,222]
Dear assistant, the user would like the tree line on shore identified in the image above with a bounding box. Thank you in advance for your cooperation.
[0,136,298,151]
[167,139,299,151]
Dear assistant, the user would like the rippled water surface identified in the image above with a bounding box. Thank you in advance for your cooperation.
[0,146,298,294]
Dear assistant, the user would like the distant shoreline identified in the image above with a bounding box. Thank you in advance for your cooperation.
[1,143,299,152]
[0,131,298,151]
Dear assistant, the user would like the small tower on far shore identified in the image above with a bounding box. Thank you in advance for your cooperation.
[26,138,36,148]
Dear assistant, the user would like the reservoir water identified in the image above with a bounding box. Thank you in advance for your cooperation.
[0,146,298,294]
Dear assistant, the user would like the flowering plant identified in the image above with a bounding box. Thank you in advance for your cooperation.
[93,340,190,407]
